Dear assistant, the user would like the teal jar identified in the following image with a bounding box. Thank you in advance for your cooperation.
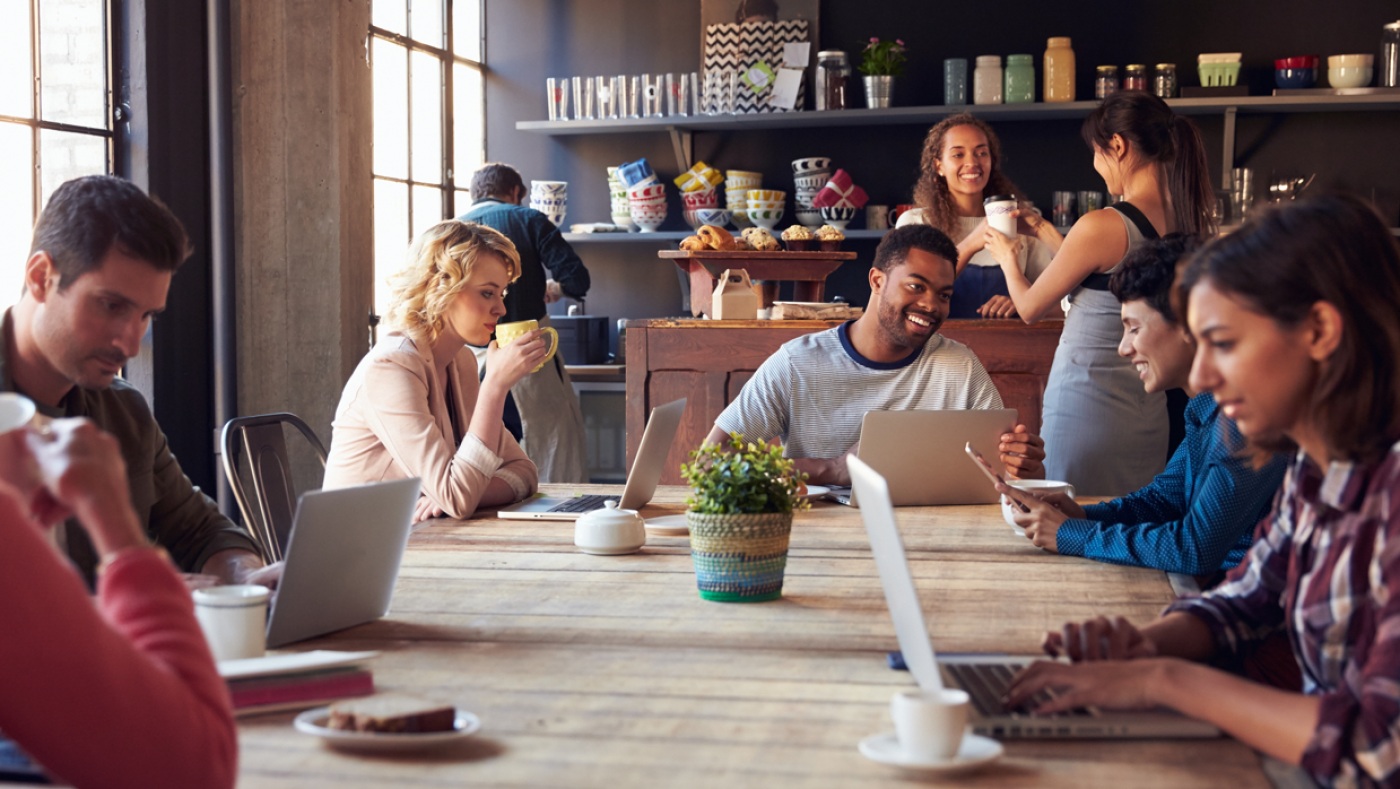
[1004,54,1036,103]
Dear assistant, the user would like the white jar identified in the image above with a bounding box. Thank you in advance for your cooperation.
[974,55,1003,105]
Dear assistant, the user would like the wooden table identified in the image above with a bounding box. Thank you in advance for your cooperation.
[660,249,856,316]
[235,486,1267,788]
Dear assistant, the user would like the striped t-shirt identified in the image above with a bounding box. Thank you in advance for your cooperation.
[713,322,1003,459]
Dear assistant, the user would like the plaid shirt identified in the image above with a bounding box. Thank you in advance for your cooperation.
[1167,441,1400,787]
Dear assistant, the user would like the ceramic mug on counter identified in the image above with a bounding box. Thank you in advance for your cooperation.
[495,320,559,373]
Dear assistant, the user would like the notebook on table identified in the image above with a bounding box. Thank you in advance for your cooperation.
[838,408,1017,507]
[497,398,687,520]
[848,455,1220,739]
[265,476,420,649]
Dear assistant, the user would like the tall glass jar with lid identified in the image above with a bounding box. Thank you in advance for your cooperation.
[1044,37,1075,102]
[974,55,1004,105]
[816,50,851,110]
[1153,63,1178,98]
[1124,64,1147,91]
[1095,65,1120,99]
[1004,54,1035,103]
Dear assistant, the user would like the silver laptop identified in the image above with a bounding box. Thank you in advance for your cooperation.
[837,408,1017,507]
[497,397,687,520]
[265,476,420,648]
[848,455,1219,739]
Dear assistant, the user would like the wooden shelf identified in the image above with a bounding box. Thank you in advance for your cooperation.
[517,94,1400,136]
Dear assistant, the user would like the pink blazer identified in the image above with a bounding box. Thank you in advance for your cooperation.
[322,332,538,518]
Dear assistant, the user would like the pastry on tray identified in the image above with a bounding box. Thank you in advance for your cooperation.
[781,225,814,251]
[697,224,737,250]
[740,226,780,251]
[679,235,707,251]
[816,224,846,251]
[327,694,457,733]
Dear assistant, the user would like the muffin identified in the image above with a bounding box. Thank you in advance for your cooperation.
[816,224,846,251]
[741,226,780,252]
[781,224,814,251]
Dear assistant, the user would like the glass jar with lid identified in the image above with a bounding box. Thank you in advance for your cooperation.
[816,50,851,110]
[1123,64,1147,91]
[1381,20,1400,88]
[1043,36,1076,102]
[1153,63,1178,98]
[974,55,1004,105]
[1004,54,1035,103]
[1095,65,1120,99]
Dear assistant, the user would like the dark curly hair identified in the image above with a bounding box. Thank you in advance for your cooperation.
[912,114,1025,237]
[872,224,958,274]
[1108,233,1201,325]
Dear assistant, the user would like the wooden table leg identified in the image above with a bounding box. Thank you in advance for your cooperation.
[683,261,715,317]
[792,281,825,303]
[754,281,779,309]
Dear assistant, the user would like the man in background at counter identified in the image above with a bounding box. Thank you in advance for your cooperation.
[461,163,591,483]
[2,175,267,588]
[707,224,1045,486]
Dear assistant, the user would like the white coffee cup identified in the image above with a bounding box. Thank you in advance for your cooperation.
[193,584,271,661]
[1002,479,1076,536]
[983,194,1018,238]
[891,688,970,761]
[0,393,37,433]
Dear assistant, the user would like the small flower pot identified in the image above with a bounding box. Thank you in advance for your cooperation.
[686,511,794,602]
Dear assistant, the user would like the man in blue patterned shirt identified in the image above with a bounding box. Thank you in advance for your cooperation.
[1005,235,1286,577]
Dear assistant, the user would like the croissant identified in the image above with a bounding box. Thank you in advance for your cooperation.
[697,224,736,251]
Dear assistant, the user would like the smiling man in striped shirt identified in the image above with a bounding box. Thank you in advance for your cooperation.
[707,224,1044,486]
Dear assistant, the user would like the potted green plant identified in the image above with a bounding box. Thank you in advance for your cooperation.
[681,433,809,602]
[859,37,907,109]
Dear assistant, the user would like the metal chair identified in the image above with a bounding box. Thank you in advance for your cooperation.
[220,413,328,563]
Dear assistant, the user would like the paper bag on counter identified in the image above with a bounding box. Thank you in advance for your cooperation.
[711,269,758,320]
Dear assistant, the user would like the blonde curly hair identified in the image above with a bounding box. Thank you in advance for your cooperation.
[385,220,521,343]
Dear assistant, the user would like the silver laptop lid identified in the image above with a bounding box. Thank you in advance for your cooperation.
[617,397,687,509]
[266,476,420,648]
[853,409,1016,506]
[848,455,943,691]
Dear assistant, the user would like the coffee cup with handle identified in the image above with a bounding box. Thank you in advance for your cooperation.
[891,688,970,761]
[495,319,559,373]
[1002,479,1075,536]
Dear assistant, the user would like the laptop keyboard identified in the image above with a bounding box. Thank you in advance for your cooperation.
[547,494,620,514]
[944,661,1089,717]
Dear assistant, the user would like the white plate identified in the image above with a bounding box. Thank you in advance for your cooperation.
[803,484,831,499]
[644,514,689,536]
[295,706,481,752]
[858,732,1003,774]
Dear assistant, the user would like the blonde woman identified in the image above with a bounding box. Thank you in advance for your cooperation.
[324,220,544,521]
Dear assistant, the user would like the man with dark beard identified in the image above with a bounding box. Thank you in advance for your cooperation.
[706,224,1044,486]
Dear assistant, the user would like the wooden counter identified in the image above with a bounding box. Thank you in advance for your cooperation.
[625,319,1064,484]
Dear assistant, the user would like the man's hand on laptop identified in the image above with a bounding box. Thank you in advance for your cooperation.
[201,547,267,586]
[998,425,1045,479]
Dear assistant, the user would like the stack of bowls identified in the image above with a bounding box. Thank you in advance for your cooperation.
[1328,54,1374,89]
[627,180,667,232]
[529,181,568,226]
[746,188,786,231]
[605,168,633,229]
[726,170,763,229]
[681,188,720,229]
[792,157,832,229]
[1274,56,1319,89]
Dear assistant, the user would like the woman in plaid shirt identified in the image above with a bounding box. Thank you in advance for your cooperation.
[1005,193,1400,787]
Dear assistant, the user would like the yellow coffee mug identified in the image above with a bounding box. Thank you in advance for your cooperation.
[494,320,559,373]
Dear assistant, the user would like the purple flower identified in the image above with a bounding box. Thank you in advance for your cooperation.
[869,37,878,43]
[896,39,905,46]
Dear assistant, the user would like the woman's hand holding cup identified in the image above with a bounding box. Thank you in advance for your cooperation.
[486,323,553,389]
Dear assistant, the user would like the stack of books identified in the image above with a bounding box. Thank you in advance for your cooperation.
[220,650,378,716]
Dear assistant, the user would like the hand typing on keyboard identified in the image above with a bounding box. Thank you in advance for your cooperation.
[1043,615,1159,662]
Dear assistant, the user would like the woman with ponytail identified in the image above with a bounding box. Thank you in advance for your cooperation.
[984,92,1215,495]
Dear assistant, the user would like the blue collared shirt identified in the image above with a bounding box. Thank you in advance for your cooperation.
[1056,392,1287,574]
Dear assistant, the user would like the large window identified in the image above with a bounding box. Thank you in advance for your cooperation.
[370,0,485,320]
[0,0,113,311]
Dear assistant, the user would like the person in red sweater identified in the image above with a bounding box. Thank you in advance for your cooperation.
[0,415,237,789]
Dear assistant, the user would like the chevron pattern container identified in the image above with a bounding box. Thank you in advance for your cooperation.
[687,511,794,602]
[703,20,809,113]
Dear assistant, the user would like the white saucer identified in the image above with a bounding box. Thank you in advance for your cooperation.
[643,514,690,536]
[295,706,481,752]
[803,484,831,500]
[858,732,1003,774]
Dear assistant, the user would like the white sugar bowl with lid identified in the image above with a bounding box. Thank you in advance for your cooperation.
[574,501,646,555]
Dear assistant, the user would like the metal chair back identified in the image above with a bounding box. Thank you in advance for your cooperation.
[220,413,328,562]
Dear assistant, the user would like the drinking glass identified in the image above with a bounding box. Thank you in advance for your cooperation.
[546,77,569,121]
[628,75,643,118]
[571,75,595,121]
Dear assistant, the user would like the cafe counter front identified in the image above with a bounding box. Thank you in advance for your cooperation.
[624,319,1064,485]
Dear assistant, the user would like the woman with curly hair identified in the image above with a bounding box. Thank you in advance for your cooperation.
[896,113,1061,319]
[323,220,543,521]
